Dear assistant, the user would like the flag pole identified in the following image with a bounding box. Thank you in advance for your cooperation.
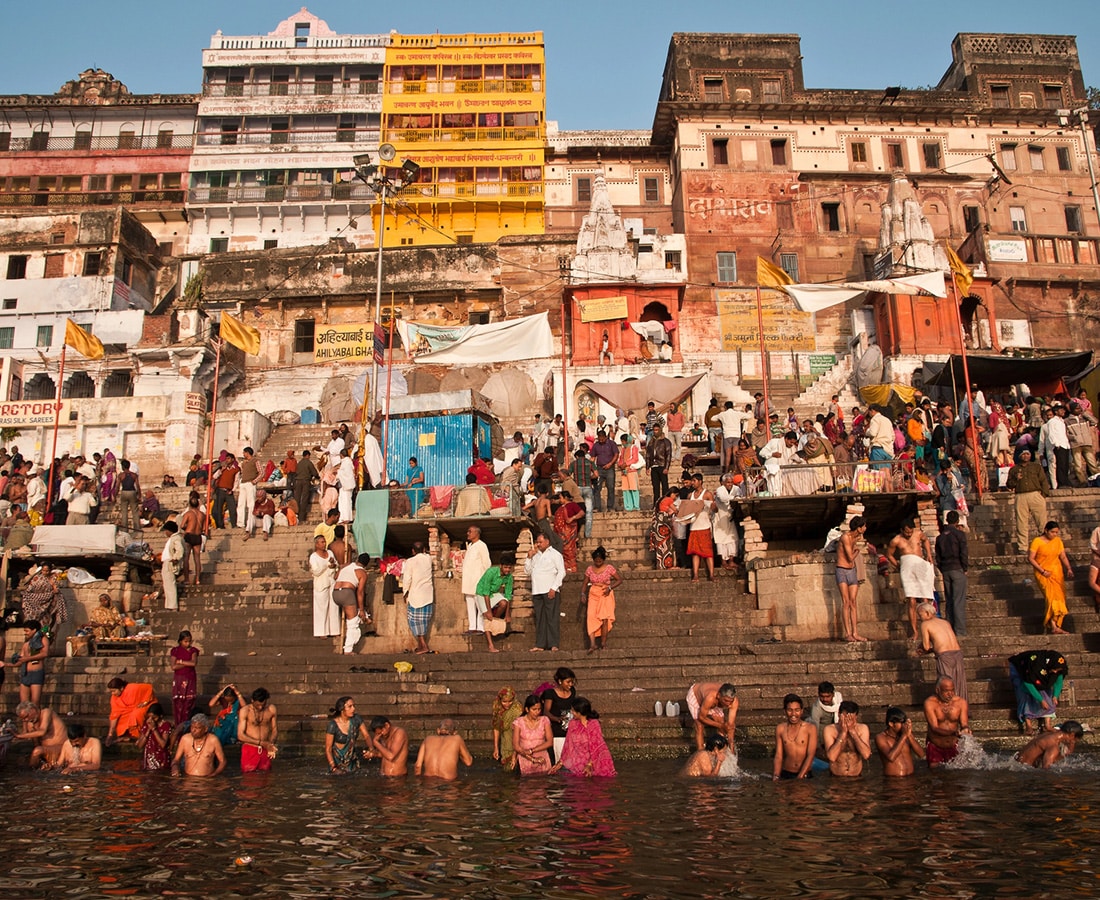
[948,275,984,502]
[755,286,771,423]
[560,295,570,460]
[202,338,223,537]
[383,303,396,485]
[46,344,66,504]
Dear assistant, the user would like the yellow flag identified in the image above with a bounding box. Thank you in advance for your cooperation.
[946,244,974,296]
[219,312,261,355]
[756,256,795,288]
[64,319,104,360]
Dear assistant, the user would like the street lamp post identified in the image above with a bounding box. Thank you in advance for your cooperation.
[353,144,420,421]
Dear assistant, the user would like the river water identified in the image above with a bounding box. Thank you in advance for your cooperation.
[2,749,1099,898]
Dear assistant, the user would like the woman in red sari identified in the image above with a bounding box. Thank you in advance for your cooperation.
[553,491,586,573]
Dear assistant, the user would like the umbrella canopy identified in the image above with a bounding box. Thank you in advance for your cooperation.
[583,372,705,412]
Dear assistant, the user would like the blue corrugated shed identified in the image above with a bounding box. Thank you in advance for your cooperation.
[386,411,494,489]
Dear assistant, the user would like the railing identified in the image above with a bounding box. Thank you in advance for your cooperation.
[1,133,195,152]
[195,128,380,147]
[208,34,390,50]
[971,231,1100,268]
[0,189,185,208]
[188,183,376,204]
[390,77,541,95]
[740,458,921,497]
[386,125,542,143]
[202,80,381,98]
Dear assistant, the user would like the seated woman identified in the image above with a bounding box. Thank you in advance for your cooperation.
[551,697,616,777]
[88,593,123,641]
[106,677,156,745]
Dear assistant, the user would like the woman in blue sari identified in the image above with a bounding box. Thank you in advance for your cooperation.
[403,456,425,512]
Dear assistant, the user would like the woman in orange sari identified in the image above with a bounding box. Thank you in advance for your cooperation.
[582,546,622,652]
[1028,520,1075,634]
[106,677,156,744]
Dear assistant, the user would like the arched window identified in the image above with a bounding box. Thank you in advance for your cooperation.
[24,373,56,400]
[101,371,134,398]
[63,371,96,399]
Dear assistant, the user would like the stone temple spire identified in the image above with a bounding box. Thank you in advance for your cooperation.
[572,170,636,282]
[878,174,948,274]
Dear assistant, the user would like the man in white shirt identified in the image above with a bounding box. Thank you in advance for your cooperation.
[336,449,356,523]
[864,407,895,465]
[66,476,95,525]
[524,532,565,652]
[715,402,743,471]
[401,542,434,654]
[25,472,46,511]
[160,521,186,611]
[1039,405,1071,490]
[326,430,345,469]
[461,525,492,635]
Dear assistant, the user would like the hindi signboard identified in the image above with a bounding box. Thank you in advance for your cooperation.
[577,296,629,323]
[716,290,815,352]
[314,324,373,363]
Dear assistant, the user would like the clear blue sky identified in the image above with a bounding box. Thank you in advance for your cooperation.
[2,1,1098,130]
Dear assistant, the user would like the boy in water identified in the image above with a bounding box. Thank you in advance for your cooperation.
[1015,721,1087,769]
[681,735,731,777]
[772,694,816,780]
[822,700,872,776]
[874,707,926,776]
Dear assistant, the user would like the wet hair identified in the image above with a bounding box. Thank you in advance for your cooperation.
[1058,721,1085,738]
[177,630,192,644]
[838,700,860,716]
[107,677,127,690]
[848,516,865,531]
[885,706,907,724]
[500,551,516,567]
[554,667,576,684]
[251,687,270,704]
[571,697,598,720]
[817,681,835,695]
[591,546,607,563]
[330,696,353,719]
[783,693,804,709]
[718,683,737,700]
[704,735,728,751]
[148,703,165,718]
[67,723,86,741]
[522,694,543,713]
[357,553,371,567]
[369,716,390,733]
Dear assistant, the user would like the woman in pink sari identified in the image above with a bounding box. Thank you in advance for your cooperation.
[552,492,585,573]
[552,697,616,777]
[512,694,553,775]
[319,464,339,516]
[100,449,118,503]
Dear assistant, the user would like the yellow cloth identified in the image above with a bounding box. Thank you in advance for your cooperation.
[859,383,917,408]
[946,244,974,296]
[757,256,795,288]
[220,312,261,355]
[110,683,156,738]
[64,319,104,360]
[1030,535,1067,630]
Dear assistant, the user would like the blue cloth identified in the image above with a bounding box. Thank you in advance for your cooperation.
[407,602,433,637]
[405,465,424,512]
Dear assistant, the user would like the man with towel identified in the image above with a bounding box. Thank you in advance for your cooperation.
[886,519,935,641]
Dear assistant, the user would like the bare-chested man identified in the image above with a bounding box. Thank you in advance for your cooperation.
[773,693,817,780]
[367,716,409,775]
[923,676,970,768]
[681,735,731,777]
[687,682,739,750]
[13,620,49,705]
[822,700,872,776]
[414,719,473,780]
[179,493,205,585]
[58,724,103,774]
[238,687,278,773]
[1015,721,1086,769]
[917,602,968,701]
[874,707,926,776]
[172,713,226,777]
[835,516,868,642]
[14,700,68,768]
[886,519,935,640]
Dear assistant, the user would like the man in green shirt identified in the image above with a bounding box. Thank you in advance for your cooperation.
[477,552,515,653]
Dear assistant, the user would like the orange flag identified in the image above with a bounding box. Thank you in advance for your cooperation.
[756,256,794,288]
[946,244,974,297]
[64,319,104,360]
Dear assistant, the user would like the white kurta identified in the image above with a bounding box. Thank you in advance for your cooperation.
[310,550,339,637]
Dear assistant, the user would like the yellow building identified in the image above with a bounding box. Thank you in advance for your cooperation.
[380,33,545,246]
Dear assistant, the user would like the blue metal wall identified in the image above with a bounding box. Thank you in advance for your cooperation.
[387,413,474,489]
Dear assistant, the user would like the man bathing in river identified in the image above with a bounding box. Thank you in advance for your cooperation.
[874,707,926,776]
[238,687,278,772]
[773,694,816,780]
[172,713,226,777]
[1015,721,1087,769]
[822,700,872,776]
[917,602,968,701]
[415,719,473,780]
[886,519,935,641]
[687,682,738,751]
[923,676,970,768]
[367,716,409,775]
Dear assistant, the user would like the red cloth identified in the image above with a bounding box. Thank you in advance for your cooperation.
[925,741,959,768]
[241,743,272,772]
[686,529,714,559]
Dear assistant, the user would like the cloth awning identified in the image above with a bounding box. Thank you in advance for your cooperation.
[396,312,554,364]
[782,271,947,313]
[582,372,705,412]
[922,351,1093,388]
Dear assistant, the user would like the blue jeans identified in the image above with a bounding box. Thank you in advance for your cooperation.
[578,485,594,538]
[594,467,616,512]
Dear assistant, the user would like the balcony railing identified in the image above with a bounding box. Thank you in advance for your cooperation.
[202,80,381,98]
[186,179,542,205]
[1,133,195,152]
[968,230,1100,268]
[386,126,542,143]
[390,78,541,94]
[0,189,185,208]
[195,128,381,147]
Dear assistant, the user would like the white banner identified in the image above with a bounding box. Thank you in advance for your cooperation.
[397,312,554,364]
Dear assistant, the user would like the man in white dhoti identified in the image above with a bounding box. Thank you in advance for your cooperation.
[760,432,799,496]
[886,520,935,641]
[360,431,384,489]
[713,472,741,569]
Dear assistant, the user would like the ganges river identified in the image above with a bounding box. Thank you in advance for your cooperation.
[2,748,1099,898]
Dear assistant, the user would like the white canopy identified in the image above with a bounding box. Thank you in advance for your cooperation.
[781,271,947,313]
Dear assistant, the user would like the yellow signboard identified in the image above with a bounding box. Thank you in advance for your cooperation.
[314,324,373,363]
[578,296,629,323]
[0,399,70,427]
[716,290,815,352]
